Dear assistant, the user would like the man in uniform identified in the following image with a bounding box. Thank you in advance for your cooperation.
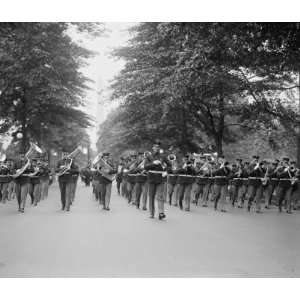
[276,157,295,214]
[116,157,125,195]
[176,155,196,211]
[28,158,42,206]
[40,159,51,201]
[0,157,11,204]
[247,157,265,213]
[211,156,231,212]
[97,153,117,211]
[144,142,169,220]
[14,150,34,213]
[56,150,79,211]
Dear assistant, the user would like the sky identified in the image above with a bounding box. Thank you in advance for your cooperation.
[73,22,135,150]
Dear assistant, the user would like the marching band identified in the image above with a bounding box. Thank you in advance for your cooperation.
[1,140,300,218]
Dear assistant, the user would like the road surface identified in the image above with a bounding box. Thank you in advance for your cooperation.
[0,182,299,277]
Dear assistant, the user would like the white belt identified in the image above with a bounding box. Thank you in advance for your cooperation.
[148,171,164,174]
[280,178,292,181]
[178,175,194,177]
[249,177,261,179]
[168,174,177,177]
[214,176,227,178]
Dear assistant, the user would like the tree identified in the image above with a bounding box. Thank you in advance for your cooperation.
[0,22,104,154]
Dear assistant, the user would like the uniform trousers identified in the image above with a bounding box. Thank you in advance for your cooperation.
[133,182,146,208]
[237,184,247,207]
[148,182,165,217]
[0,182,9,203]
[58,180,74,210]
[264,182,277,208]
[177,183,192,210]
[202,182,212,206]
[193,183,205,205]
[211,184,228,211]
[141,182,148,209]
[167,183,176,204]
[29,182,41,205]
[40,178,49,200]
[247,184,263,212]
[15,182,29,210]
[277,185,293,213]
[99,182,112,209]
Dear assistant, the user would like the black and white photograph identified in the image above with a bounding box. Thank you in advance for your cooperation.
[0,1,299,296]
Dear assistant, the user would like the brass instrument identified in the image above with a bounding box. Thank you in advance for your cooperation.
[57,146,83,177]
[92,153,116,181]
[287,166,298,186]
[13,142,43,178]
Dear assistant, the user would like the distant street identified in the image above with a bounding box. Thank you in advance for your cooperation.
[0,181,299,277]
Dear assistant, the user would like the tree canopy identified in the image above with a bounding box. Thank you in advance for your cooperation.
[98,22,300,162]
[0,22,104,159]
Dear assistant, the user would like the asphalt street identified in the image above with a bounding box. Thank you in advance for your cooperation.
[0,182,299,277]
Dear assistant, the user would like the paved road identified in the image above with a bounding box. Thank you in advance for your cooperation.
[0,182,299,277]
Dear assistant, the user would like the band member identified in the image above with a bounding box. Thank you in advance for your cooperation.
[230,159,243,207]
[176,155,196,211]
[144,142,169,220]
[6,158,16,201]
[166,153,178,205]
[0,157,11,204]
[193,157,208,206]
[116,157,125,195]
[28,159,42,206]
[126,153,138,204]
[14,151,33,213]
[276,157,296,214]
[80,161,92,187]
[247,157,264,213]
[236,161,250,208]
[40,159,51,201]
[211,156,231,212]
[97,152,117,210]
[70,164,79,205]
[263,160,278,209]
[56,150,79,211]
[130,152,147,208]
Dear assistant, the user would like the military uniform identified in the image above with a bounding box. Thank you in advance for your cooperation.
[14,159,34,212]
[176,159,196,211]
[276,165,296,213]
[211,162,231,212]
[97,155,116,210]
[144,148,169,220]
[246,163,264,213]
[56,158,79,211]
[0,162,11,204]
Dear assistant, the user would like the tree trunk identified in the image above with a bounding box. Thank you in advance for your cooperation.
[214,134,223,156]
